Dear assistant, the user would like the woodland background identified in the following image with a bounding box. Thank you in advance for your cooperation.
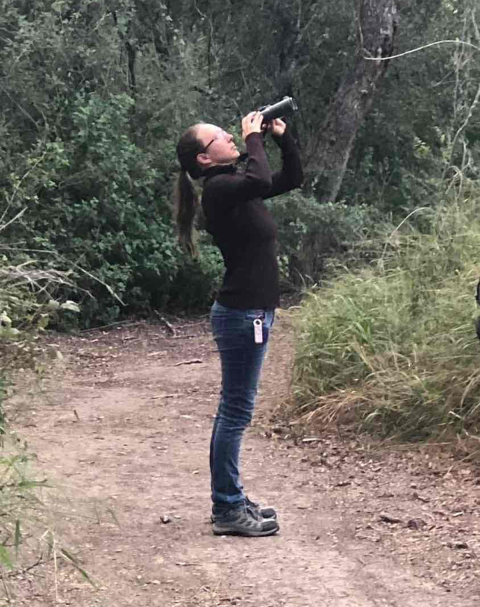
[2,0,480,575]
[2,0,480,438]
[2,0,478,324]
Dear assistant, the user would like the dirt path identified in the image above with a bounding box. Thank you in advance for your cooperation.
[7,312,480,606]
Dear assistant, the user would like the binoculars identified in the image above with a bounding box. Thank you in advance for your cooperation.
[259,96,298,123]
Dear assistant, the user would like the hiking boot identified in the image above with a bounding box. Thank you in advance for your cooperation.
[212,504,280,537]
[211,497,277,523]
[245,496,277,521]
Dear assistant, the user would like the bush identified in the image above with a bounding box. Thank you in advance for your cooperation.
[289,193,480,442]
[0,256,80,421]
[2,93,223,327]
[167,243,224,312]
[270,191,382,288]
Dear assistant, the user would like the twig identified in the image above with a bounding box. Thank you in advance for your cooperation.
[79,320,138,333]
[380,207,429,262]
[364,39,480,62]
[172,334,202,340]
[154,311,176,337]
[1,570,11,603]
[446,79,480,178]
[151,394,176,400]
[173,359,203,367]
[175,318,209,328]
[53,538,59,604]
[0,207,27,233]
[6,556,44,577]
[0,151,47,223]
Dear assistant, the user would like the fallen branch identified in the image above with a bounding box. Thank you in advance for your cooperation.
[173,359,203,367]
[154,312,176,337]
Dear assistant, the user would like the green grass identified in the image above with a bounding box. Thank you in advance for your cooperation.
[0,432,97,600]
[0,254,92,591]
[0,441,49,568]
[290,195,480,442]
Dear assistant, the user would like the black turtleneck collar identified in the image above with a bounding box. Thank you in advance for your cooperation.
[203,163,237,182]
[203,152,248,182]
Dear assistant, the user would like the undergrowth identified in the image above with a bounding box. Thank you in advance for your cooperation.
[290,194,480,443]
[0,254,93,591]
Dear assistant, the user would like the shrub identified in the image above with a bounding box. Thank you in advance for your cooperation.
[167,243,224,312]
[2,93,223,327]
[270,191,382,288]
[289,193,480,442]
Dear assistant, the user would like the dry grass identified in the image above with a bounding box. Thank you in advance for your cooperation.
[289,195,480,442]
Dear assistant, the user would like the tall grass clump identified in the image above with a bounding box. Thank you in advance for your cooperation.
[0,245,91,585]
[291,193,480,442]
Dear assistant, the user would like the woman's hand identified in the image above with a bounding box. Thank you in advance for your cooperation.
[266,118,286,137]
[242,111,264,141]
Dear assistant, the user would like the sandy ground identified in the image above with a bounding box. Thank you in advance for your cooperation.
[4,310,480,606]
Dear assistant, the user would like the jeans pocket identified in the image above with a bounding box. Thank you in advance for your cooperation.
[244,309,266,321]
[211,306,245,340]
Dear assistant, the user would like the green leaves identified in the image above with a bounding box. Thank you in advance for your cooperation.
[291,193,480,441]
[1,86,222,326]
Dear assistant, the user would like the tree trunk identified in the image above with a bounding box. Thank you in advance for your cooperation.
[305,0,399,202]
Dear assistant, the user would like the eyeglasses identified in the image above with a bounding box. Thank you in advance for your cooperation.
[202,129,230,152]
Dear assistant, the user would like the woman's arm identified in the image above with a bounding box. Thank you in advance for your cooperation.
[265,121,304,199]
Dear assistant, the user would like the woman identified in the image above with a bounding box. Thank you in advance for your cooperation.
[174,110,303,536]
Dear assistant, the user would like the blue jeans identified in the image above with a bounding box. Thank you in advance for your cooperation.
[210,301,275,513]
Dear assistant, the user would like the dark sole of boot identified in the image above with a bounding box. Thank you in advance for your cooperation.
[210,515,277,523]
[212,524,280,537]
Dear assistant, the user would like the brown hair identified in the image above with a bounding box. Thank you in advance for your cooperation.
[173,125,205,257]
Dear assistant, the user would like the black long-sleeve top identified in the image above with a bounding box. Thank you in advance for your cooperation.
[201,128,303,309]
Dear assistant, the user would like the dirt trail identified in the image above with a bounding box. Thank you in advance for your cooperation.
[7,312,480,606]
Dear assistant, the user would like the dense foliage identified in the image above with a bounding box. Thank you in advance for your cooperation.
[289,189,480,441]
[1,1,479,433]
[0,0,477,327]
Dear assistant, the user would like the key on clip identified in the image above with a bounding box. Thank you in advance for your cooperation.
[253,318,263,344]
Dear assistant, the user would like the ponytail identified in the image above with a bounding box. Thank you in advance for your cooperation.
[174,124,206,258]
[174,169,199,258]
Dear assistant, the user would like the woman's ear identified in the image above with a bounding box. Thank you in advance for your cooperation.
[196,152,211,169]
